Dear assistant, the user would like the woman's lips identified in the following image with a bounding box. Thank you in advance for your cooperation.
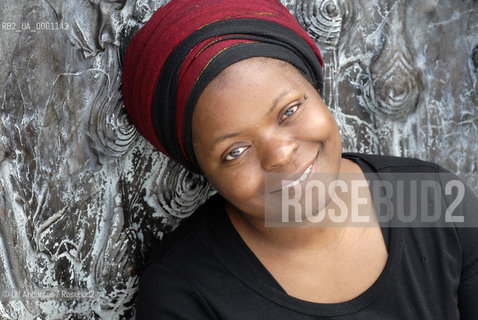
[269,153,319,193]
[281,164,313,191]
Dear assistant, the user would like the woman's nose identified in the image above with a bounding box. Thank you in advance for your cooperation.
[259,134,298,171]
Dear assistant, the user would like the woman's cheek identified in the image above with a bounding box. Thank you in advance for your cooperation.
[218,166,263,203]
[306,108,338,140]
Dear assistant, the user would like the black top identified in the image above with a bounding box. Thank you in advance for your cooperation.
[136,153,478,319]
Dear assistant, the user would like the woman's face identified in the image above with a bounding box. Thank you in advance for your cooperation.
[192,57,342,220]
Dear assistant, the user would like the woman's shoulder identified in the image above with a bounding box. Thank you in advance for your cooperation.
[343,152,478,229]
[136,211,222,320]
[144,194,223,268]
[342,152,442,173]
[135,195,237,319]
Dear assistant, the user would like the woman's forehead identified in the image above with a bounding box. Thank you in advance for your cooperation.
[204,57,302,96]
[192,58,307,141]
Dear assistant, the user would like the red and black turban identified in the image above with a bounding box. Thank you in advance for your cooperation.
[121,0,323,172]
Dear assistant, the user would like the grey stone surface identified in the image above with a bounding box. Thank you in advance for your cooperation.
[0,0,476,318]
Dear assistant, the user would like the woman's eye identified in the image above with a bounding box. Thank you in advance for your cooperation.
[225,146,248,161]
[280,105,299,123]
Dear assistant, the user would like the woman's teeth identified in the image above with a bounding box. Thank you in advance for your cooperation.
[282,164,312,191]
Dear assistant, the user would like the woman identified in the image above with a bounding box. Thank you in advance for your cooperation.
[121,0,478,318]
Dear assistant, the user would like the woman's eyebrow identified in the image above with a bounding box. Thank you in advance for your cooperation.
[267,89,292,115]
[211,131,242,152]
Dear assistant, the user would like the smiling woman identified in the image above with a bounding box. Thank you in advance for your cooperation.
[193,57,343,223]
[121,0,478,319]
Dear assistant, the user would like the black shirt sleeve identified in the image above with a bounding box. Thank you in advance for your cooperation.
[438,167,478,319]
[135,263,219,320]
[457,226,478,319]
[456,184,478,319]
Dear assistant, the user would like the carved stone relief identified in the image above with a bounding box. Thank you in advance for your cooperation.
[0,0,476,318]
[289,0,477,189]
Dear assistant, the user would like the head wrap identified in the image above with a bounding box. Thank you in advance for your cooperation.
[122,0,323,172]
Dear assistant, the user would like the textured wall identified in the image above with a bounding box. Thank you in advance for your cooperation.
[0,0,476,318]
